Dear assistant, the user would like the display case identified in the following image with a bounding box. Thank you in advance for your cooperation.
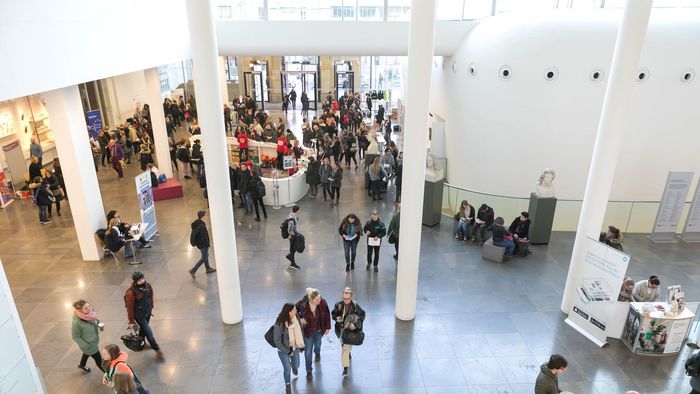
[621,302,694,356]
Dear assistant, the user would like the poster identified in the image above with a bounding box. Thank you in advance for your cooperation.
[134,171,157,241]
[565,236,630,346]
[649,171,693,242]
[0,172,13,208]
[682,181,700,242]
[86,109,102,140]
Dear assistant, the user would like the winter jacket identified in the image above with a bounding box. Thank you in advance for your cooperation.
[71,314,101,355]
[124,282,154,324]
[455,205,476,225]
[295,296,331,338]
[237,133,249,149]
[331,300,366,338]
[487,224,511,243]
[364,219,387,241]
[273,321,292,354]
[191,218,210,249]
[104,227,125,252]
[338,221,362,239]
[319,163,332,184]
[534,363,560,394]
[509,217,531,239]
[104,351,134,383]
[35,185,53,206]
[29,162,42,181]
[238,170,251,195]
[306,161,321,185]
[330,167,343,188]
[476,207,495,227]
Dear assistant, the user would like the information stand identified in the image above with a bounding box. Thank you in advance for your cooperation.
[621,302,694,356]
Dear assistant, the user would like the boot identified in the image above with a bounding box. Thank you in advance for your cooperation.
[345,264,350,272]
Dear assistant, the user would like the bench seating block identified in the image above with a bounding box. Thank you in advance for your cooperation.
[482,239,506,263]
[152,179,183,201]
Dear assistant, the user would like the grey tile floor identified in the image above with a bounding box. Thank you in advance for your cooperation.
[2,112,700,393]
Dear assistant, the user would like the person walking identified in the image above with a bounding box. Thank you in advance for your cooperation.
[108,140,124,180]
[319,157,332,202]
[388,203,400,260]
[189,210,217,278]
[331,287,366,378]
[250,171,268,222]
[238,162,254,214]
[367,157,387,201]
[273,303,304,390]
[535,354,568,394]
[295,288,331,379]
[71,299,105,373]
[364,209,387,272]
[339,214,362,272]
[124,272,163,359]
[285,205,301,269]
[101,344,149,393]
[306,156,321,199]
[289,88,297,111]
[329,161,343,206]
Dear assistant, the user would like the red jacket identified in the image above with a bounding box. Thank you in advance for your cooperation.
[124,283,154,324]
[276,136,287,153]
[295,296,331,337]
[237,133,249,149]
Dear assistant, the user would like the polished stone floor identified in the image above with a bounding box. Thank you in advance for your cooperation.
[2,111,700,393]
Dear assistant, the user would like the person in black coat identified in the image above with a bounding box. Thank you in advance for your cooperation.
[28,156,42,181]
[472,204,494,243]
[509,211,531,255]
[238,162,253,213]
[33,179,53,224]
[250,172,267,222]
[188,210,215,278]
[104,218,133,258]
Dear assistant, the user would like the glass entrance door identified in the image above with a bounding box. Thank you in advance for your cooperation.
[243,71,264,111]
[335,71,354,100]
[281,71,317,111]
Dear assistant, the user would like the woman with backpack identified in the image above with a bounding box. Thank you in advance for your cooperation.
[331,287,366,378]
[101,344,147,394]
[272,303,304,388]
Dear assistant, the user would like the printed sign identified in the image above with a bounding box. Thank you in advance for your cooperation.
[134,171,157,241]
[649,171,693,242]
[86,109,103,140]
[682,180,700,241]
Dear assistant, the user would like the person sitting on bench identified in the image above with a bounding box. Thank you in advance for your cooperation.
[508,211,531,255]
[106,210,150,249]
[104,218,134,258]
[488,217,514,257]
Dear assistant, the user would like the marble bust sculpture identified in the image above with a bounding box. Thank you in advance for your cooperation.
[536,168,556,198]
[425,148,445,182]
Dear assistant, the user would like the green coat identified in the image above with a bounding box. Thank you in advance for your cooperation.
[388,212,400,238]
[71,314,100,355]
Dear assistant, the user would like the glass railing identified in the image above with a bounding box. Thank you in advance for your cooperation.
[442,183,692,234]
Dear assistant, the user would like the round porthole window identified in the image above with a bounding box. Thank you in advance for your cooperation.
[636,67,650,83]
[498,65,512,80]
[590,68,604,83]
[544,67,559,82]
[467,62,476,76]
[681,68,695,83]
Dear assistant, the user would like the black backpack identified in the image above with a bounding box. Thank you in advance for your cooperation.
[255,177,266,198]
[176,146,190,162]
[280,218,292,239]
[189,227,199,247]
[686,352,700,377]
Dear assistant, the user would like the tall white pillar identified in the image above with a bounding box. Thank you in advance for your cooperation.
[186,0,243,324]
[144,68,174,178]
[561,0,652,312]
[395,0,437,321]
[43,86,107,261]
[219,56,230,106]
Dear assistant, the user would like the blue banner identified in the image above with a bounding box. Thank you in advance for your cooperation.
[86,110,103,140]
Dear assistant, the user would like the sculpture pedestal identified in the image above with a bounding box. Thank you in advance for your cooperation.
[422,179,444,227]
[528,193,557,245]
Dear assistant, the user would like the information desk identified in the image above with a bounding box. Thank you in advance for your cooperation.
[621,302,694,355]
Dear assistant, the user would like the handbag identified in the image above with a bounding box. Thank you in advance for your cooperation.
[388,233,397,244]
[341,328,365,346]
[47,190,56,203]
[121,329,145,352]
[264,325,276,348]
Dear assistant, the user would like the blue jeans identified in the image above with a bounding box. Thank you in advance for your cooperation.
[278,349,300,384]
[494,239,515,256]
[135,314,160,351]
[343,238,359,264]
[456,220,470,238]
[192,246,211,272]
[124,241,134,258]
[38,205,49,222]
[304,332,323,372]
[244,192,254,212]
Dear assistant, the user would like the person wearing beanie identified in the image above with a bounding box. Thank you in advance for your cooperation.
[124,272,163,360]
[632,275,661,302]
[618,277,636,302]
[508,211,531,255]
[488,216,515,256]
[295,288,331,378]
[189,210,216,278]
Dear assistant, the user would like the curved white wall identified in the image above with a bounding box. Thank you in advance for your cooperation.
[432,9,700,202]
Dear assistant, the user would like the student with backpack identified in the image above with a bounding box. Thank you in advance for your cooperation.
[282,205,301,270]
[188,210,216,278]
[101,344,149,394]
[251,171,267,222]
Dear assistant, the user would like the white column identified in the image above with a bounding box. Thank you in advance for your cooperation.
[144,68,174,178]
[186,0,243,324]
[395,0,437,321]
[0,260,45,393]
[219,56,230,106]
[561,0,652,312]
[43,86,107,261]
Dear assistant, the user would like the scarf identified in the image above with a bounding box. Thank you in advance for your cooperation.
[75,308,97,322]
[287,316,305,350]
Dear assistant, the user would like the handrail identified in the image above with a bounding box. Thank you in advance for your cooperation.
[443,183,666,204]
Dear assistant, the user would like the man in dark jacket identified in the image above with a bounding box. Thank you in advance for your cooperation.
[472,204,495,243]
[509,211,531,255]
[364,210,387,272]
[124,271,163,359]
[189,210,216,278]
[534,354,567,394]
[238,162,253,213]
